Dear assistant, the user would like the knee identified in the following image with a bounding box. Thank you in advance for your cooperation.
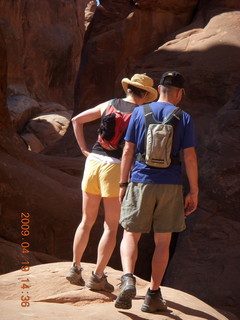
[78,220,94,232]
[103,225,118,237]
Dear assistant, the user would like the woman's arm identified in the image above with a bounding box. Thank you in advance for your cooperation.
[71,101,108,157]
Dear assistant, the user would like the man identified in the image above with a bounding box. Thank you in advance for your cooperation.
[66,74,157,292]
[115,71,198,312]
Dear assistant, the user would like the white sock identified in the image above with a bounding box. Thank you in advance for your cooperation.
[73,262,81,271]
[94,272,103,279]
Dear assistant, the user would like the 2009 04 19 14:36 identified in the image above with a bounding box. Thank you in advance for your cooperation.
[20,212,31,307]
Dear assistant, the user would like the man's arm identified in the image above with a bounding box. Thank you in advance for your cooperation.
[119,141,135,203]
[183,146,199,215]
[71,102,108,157]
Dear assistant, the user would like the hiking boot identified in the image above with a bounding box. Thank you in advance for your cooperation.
[141,288,167,313]
[86,271,114,293]
[66,263,85,286]
[114,274,136,309]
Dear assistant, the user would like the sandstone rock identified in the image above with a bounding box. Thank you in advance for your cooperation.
[133,9,240,116]
[7,95,41,132]
[23,110,73,150]
[0,152,83,262]
[0,237,64,275]
[198,87,240,217]
[21,132,45,153]
[38,102,68,113]
[0,28,11,132]
[85,1,97,29]
[0,262,234,320]
[36,154,85,176]
[7,96,73,152]
[0,0,94,108]
[7,84,30,97]
[74,0,198,110]
[133,0,197,12]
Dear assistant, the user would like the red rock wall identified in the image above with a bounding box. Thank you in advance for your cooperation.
[0,0,91,108]
[0,29,10,131]
[74,0,198,110]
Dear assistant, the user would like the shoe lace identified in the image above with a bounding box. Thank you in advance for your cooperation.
[76,267,83,275]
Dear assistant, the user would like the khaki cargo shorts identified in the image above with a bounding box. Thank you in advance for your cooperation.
[120,182,186,233]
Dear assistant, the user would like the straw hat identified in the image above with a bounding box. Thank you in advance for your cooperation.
[121,73,158,103]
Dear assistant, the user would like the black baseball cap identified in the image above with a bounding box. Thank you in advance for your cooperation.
[160,71,185,89]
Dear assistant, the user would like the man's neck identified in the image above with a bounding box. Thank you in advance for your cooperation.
[158,98,176,105]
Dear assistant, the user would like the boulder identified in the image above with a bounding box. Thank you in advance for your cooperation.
[23,110,73,150]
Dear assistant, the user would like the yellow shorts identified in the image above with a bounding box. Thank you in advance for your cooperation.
[81,156,121,197]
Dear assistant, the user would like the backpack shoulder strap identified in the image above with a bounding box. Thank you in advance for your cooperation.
[164,107,183,165]
[110,98,117,107]
[162,107,183,125]
[143,104,158,127]
[137,104,155,163]
[103,99,118,116]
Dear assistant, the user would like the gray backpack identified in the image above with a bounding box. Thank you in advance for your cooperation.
[137,104,183,168]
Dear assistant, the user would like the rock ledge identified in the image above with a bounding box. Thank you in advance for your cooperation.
[0,262,231,320]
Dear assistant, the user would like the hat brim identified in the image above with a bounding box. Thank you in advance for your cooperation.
[121,78,158,103]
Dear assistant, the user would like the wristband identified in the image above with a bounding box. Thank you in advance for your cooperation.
[119,182,129,187]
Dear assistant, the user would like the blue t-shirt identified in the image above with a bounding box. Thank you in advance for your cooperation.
[125,102,197,185]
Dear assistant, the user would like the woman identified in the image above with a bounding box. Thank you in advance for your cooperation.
[66,74,157,292]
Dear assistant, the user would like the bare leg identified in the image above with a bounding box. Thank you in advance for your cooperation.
[72,191,101,266]
[114,230,141,309]
[95,197,121,276]
[150,232,172,290]
[120,230,141,274]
